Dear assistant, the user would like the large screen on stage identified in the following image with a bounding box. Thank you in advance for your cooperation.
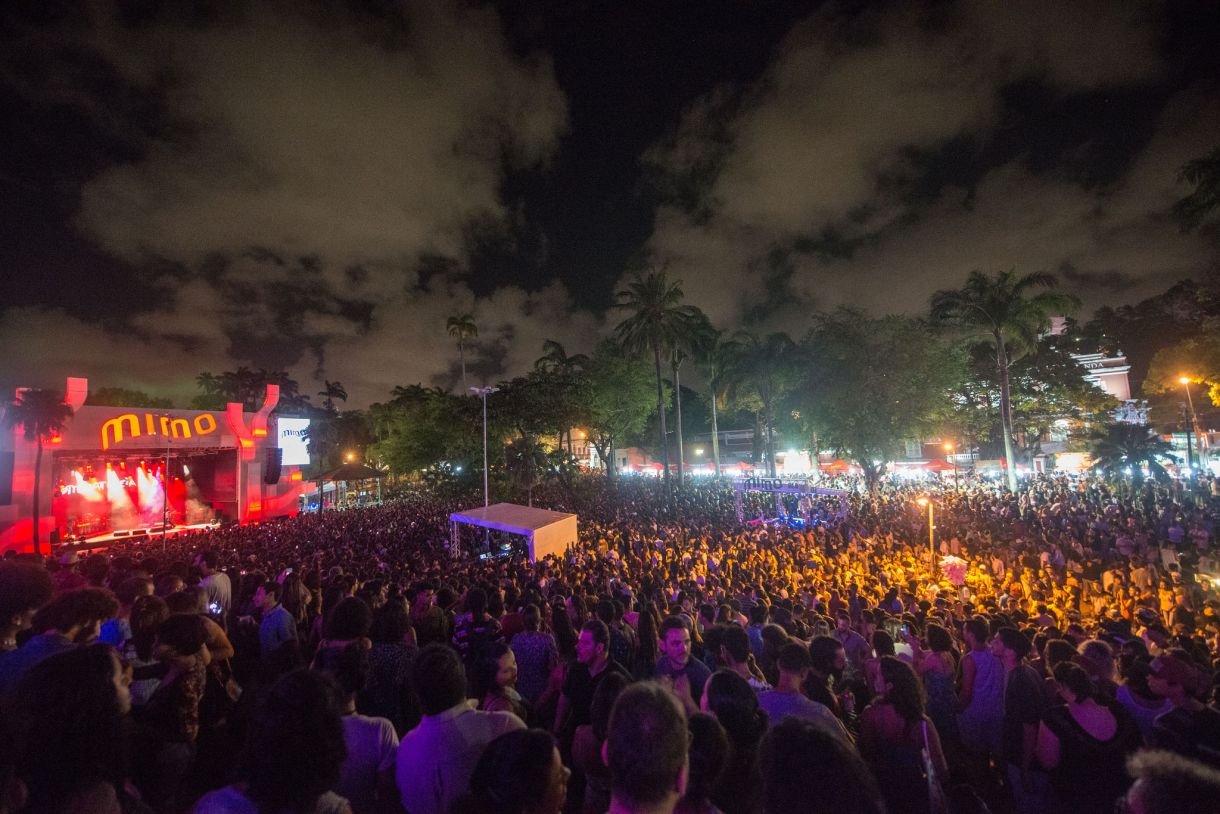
[277,417,311,466]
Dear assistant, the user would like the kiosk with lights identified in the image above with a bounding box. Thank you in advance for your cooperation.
[0,377,310,553]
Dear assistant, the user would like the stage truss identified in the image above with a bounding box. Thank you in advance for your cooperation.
[733,476,849,524]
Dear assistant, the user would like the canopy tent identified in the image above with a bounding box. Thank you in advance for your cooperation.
[449,502,578,562]
[316,462,386,508]
[321,462,386,481]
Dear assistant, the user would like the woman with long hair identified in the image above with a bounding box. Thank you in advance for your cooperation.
[473,641,527,721]
[858,656,948,814]
[701,669,768,814]
[1035,661,1142,814]
[125,594,170,708]
[915,623,960,760]
[551,599,577,661]
[633,602,660,680]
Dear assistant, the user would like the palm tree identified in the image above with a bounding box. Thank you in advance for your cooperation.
[1174,146,1220,231]
[505,434,549,506]
[1089,423,1176,489]
[614,269,702,494]
[695,329,745,477]
[534,339,589,374]
[534,340,589,453]
[318,380,348,414]
[931,270,1080,491]
[446,314,479,389]
[4,389,74,555]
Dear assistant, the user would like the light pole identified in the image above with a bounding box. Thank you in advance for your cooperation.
[944,442,958,491]
[160,415,171,553]
[917,496,936,578]
[1179,377,1205,474]
[470,386,499,510]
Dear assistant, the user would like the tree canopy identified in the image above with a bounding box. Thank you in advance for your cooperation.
[801,309,962,491]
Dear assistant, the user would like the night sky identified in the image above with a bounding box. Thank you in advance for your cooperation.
[2,0,1219,406]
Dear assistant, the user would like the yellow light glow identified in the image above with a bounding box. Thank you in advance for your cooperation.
[916,497,929,507]
[943,442,954,451]
[1179,376,1191,384]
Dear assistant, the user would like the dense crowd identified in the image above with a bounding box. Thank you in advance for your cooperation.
[2,473,1220,814]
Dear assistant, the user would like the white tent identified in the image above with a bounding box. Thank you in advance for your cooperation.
[449,502,578,562]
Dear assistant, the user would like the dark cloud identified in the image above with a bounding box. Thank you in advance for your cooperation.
[1,0,1218,405]
[643,0,1216,325]
[1,0,595,405]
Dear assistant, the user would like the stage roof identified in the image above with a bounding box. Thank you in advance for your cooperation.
[450,502,576,533]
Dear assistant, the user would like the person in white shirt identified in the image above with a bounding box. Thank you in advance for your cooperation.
[758,642,851,744]
[395,644,524,814]
[318,640,400,814]
[194,550,232,618]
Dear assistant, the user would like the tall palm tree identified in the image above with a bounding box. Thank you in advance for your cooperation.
[614,269,701,494]
[1089,423,1176,489]
[4,389,74,555]
[695,329,745,477]
[931,270,1079,491]
[318,380,348,414]
[446,314,479,389]
[505,434,549,506]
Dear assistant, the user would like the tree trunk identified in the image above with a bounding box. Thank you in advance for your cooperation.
[711,391,721,477]
[762,397,776,477]
[593,439,615,481]
[752,412,763,471]
[459,340,467,390]
[673,360,685,488]
[860,458,883,496]
[652,342,671,496]
[32,437,43,556]
[995,336,1018,491]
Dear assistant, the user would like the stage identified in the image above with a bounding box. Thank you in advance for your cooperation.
[1,377,311,554]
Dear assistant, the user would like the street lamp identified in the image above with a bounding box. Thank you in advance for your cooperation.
[1179,376,1204,475]
[917,496,937,578]
[943,442,958,491]
[470,386,500,510]
[158,415,172,553]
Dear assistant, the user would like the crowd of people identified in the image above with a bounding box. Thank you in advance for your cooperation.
[2,472,1220,814]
